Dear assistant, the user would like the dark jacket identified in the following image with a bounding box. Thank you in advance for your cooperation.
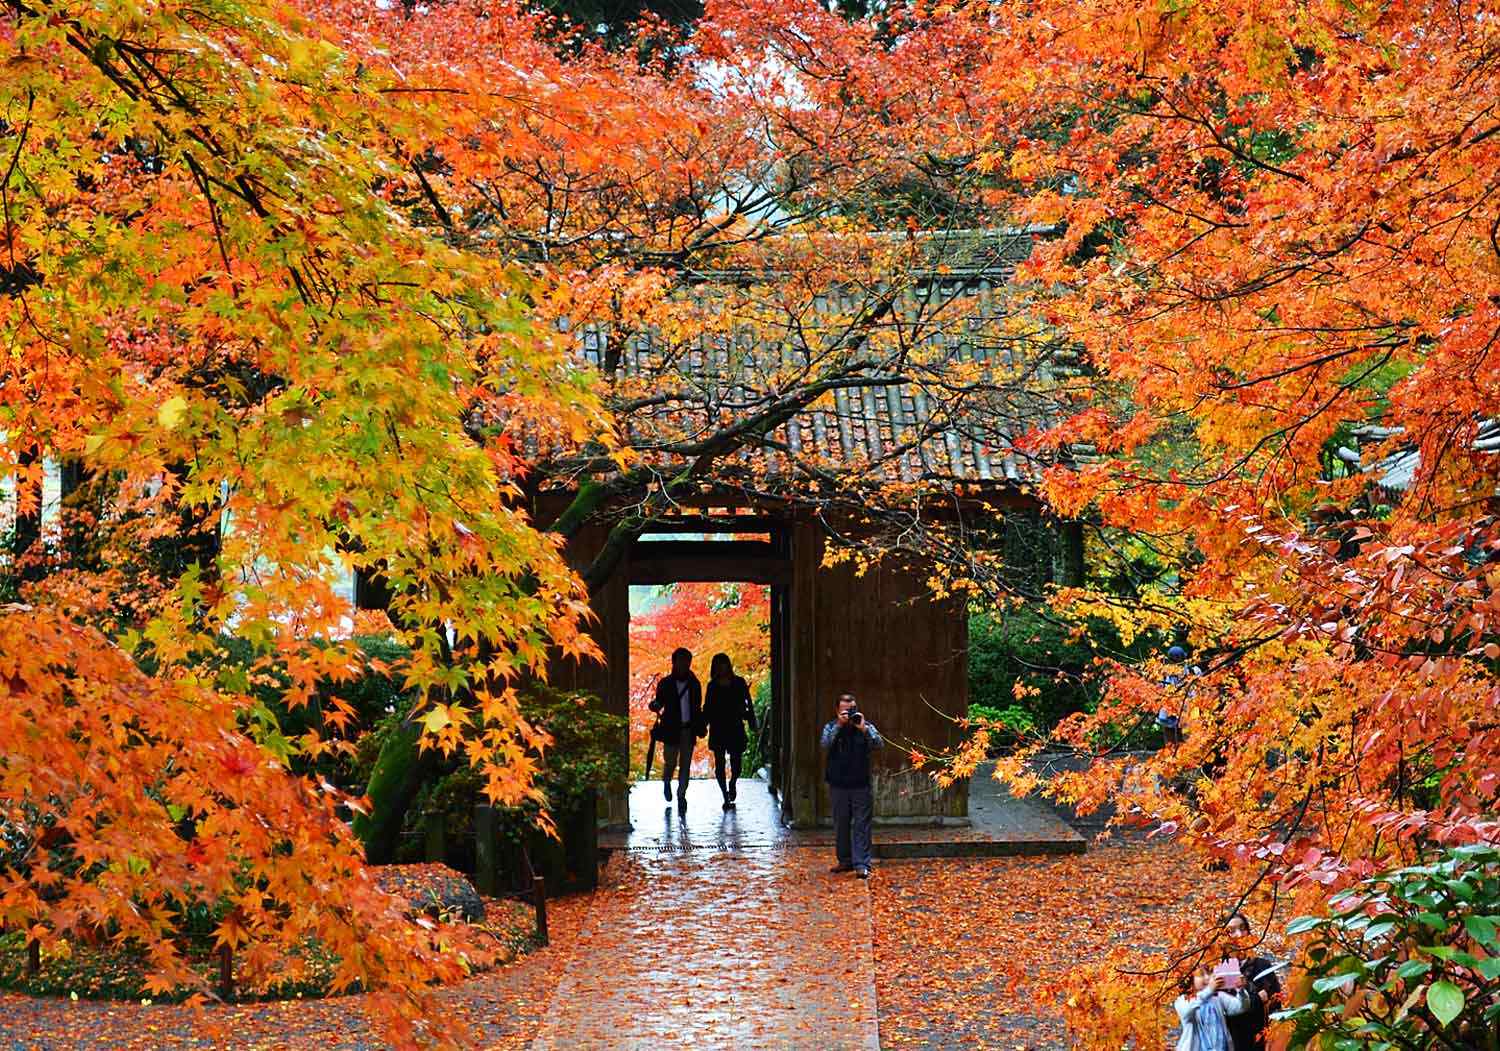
[821,717,884,789]
[703,675,756,752]
[650,673,703,738]
[1225,955,1281,1051]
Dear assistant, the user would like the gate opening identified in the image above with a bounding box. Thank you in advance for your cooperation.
[622,522,792,830]
[628,581,772,781]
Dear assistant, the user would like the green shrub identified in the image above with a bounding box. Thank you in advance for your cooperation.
[967,702,1038,744]
[524,685,629,810]
[382,686,626,888]
[1279,844,1500,1050]
[743,679,773,776]
[968,602,1160,733]
[212,634,413,788]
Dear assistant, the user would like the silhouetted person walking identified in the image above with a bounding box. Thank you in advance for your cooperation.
[703,652,756,811]
[821,693,883,879]
[649,647,703,816]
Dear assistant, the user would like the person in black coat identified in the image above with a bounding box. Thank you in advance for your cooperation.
[1221,913,1284,1051]
[821,692,883,878]
[648,647,703,815]
[702,653,757,811]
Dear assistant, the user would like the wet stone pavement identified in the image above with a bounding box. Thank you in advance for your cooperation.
[607,776,796,852]
[0,775,1100,1048]
[601,768,1084,858]
[533,778,880,1049]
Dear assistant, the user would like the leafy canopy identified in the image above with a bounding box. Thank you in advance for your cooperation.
[1,0,602,1030]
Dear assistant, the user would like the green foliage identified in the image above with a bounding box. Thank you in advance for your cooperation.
[967,703,1038,744]
[0,930,343,1002]
[1279,844,1500,1050]
[213,634,413,786]
[968,603,1157,733]
[389,686,626,875]
[525,685,630,808]
[743,678,773,776]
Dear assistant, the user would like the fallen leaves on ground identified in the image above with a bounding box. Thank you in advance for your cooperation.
[1,864,531,1010]
[5,841,1253,1049]
[0,891,593,1049]
[872,841,1240,1049]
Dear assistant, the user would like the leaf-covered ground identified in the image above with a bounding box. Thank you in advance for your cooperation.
[0,887,589,1050]
[2,843,1230,1048]
[0,862,568,1049]
[872,842,1233,1048]
[0,865,532,1006]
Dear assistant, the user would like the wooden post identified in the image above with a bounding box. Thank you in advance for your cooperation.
[473,804,498,895]
[1055,518,1087,588]
[218,944,234,1001]
[532,875,548,946]
[423,809,445,864]
[26,939,40,977]
[577,789,599,892]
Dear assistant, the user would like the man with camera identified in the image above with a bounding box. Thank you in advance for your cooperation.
[821,693,884,879]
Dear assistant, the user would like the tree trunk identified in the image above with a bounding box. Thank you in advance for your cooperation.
[353,721,446,863]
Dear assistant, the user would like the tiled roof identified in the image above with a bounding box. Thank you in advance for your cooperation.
[1357,419,1500,493]
[544,227,1074,488]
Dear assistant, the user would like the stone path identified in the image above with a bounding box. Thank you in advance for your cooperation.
[1,774,1094,1048]
[601,771,1084,857]
[535,775,1084,1045]
[531,848,879,1050]
[533,779,879,1048]
[536,767,1083,1048]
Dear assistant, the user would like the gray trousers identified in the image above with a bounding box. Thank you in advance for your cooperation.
[662,728,696,796]
[831,785,874,868]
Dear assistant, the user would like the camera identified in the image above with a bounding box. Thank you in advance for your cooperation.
[847,709,863,726]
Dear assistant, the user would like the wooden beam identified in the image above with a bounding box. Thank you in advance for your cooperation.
[627,538,792,584]
[638,515,779,535]
[630,539,778,560]
[629,554,790,586]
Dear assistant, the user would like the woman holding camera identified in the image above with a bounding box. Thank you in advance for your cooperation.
[702,652,757,811]
[1173,966,1251,1051]
[1220,913,1282,1051]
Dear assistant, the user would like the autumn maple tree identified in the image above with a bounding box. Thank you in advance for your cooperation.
[5,0,1496,1043]
[936,0,1500,1045]
[0,0,602,1034]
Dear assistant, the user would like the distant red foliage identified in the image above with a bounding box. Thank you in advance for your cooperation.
[628,582,769,776]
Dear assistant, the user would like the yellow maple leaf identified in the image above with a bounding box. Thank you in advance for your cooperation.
[157,395,188,430]
[421,705,453,734]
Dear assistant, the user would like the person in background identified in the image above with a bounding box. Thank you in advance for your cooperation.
[820,693,883,879]
[1221,913,1283,1051]
[648,647,703,816]
[1174,965,1251,1051]
[702,652,756,811]
[1156,645,1202,745]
